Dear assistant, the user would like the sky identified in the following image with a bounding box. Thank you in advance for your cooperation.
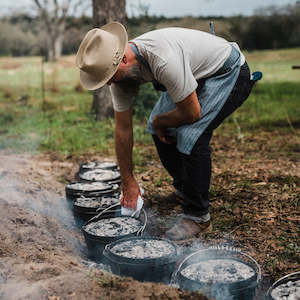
[126,0,299,17]
[2,0,299,17]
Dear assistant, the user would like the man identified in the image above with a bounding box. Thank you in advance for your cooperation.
[76,22,255,240]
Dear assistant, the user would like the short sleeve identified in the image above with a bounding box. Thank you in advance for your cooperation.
[110,82,139,112]
[155,55,198,103]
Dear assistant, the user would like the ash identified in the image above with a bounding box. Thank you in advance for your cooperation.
[84,217,142,237]
[271,280,300,300]
[80,170,120,182]
[180,259,255,284]
[81,161,117,170]
[67,182,111,191]
[110,239,175,259]
[74,196,119,208]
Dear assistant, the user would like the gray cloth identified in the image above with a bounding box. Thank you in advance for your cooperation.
[110,27,245,112]
[147,46,243,155]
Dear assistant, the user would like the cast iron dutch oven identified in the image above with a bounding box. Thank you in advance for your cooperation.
[82,209,147,262]
[265,271,300,300]
[65,181,114,201]
[173,247,262,300]
[103,236,178,283]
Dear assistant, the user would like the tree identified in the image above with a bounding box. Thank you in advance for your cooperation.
[91,0,127,120]
[32,0,88,61]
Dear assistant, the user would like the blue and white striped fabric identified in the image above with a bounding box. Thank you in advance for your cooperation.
[147,46,241,155]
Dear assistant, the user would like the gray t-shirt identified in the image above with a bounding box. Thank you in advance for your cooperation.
[110,27,245,112]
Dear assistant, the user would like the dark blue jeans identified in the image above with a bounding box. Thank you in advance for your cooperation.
[152,62,254,217]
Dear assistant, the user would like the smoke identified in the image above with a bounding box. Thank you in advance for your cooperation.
[0,132,42,154]
[0,171,75,230]
[0,153,85,258]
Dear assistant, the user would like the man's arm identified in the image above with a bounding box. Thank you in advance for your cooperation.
[114,108,140,209]
[152,90,201,143]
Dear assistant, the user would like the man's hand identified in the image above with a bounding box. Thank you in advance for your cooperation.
[152,118,169,144]
[120,178,141,209]
[151,90,201,143]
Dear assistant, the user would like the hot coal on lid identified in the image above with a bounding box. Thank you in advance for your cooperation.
[66,182,112,192]
[271,279,300,300]
[79,169,120,182]
[81,161,118,170]
[74,196,119,208]
[84,217,142,237]
[110,239,175,259]
[180,259,255,284]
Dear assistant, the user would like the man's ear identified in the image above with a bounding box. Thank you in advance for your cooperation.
[122,55,127,64]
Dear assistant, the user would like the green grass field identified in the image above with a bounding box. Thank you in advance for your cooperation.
[0,48,299,158]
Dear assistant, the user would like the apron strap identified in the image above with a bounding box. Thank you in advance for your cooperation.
[129,42,167,92]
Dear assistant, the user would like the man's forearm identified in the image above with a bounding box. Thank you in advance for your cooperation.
[153,107,192,129]
[115,126,134,183]
[152,90,201,131]
[114,109,135,184]
[114,109,141,209]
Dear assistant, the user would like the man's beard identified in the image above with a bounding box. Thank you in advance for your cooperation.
[118,64,146,86]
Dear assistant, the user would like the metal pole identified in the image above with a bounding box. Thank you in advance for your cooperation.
[41,56,46,117]
[209,21,215,35]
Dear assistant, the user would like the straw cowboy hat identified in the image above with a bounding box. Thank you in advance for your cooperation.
[76,22,128,90]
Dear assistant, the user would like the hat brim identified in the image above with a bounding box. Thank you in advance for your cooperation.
[79,22,128,91]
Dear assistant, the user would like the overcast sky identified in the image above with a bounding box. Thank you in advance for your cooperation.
[3,0,299,17]
[127,0,299,17]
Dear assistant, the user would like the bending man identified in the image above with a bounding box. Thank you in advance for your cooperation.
[76,22,255,240]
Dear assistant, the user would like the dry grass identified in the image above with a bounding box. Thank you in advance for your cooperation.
[1,61,23,70]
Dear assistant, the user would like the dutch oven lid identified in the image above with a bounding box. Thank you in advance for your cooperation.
[267,271,300,300]
[66,181,112,192]
[83,216,142,238]
[175,246,261,290]
[79,169,120,182]
[179,258,256,286]
[104,236,177,266]
[80,161,118,171]
[73,195,120,209]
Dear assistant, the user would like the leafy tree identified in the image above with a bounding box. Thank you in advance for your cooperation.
[229,2,300,50]
[0,20,36,56]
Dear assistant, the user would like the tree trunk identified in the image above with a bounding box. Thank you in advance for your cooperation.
[33,0,69,62]
[54,24,65,61]
[47,31,56,62]
[91,0,127,120]
[54,35,63,60]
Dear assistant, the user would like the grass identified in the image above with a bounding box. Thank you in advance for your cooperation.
[227,81,300,130]
[0,47,299,160]
[245,47,300,82]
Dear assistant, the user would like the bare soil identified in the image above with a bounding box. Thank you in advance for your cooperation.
[139,129,299,279]
[0,128,299,300]
[0,151,207,300]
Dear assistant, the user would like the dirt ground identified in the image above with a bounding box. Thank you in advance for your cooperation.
[0,151,209,300]
[0,128,299,300]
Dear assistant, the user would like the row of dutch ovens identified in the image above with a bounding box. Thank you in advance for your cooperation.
[65,161,299,300]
